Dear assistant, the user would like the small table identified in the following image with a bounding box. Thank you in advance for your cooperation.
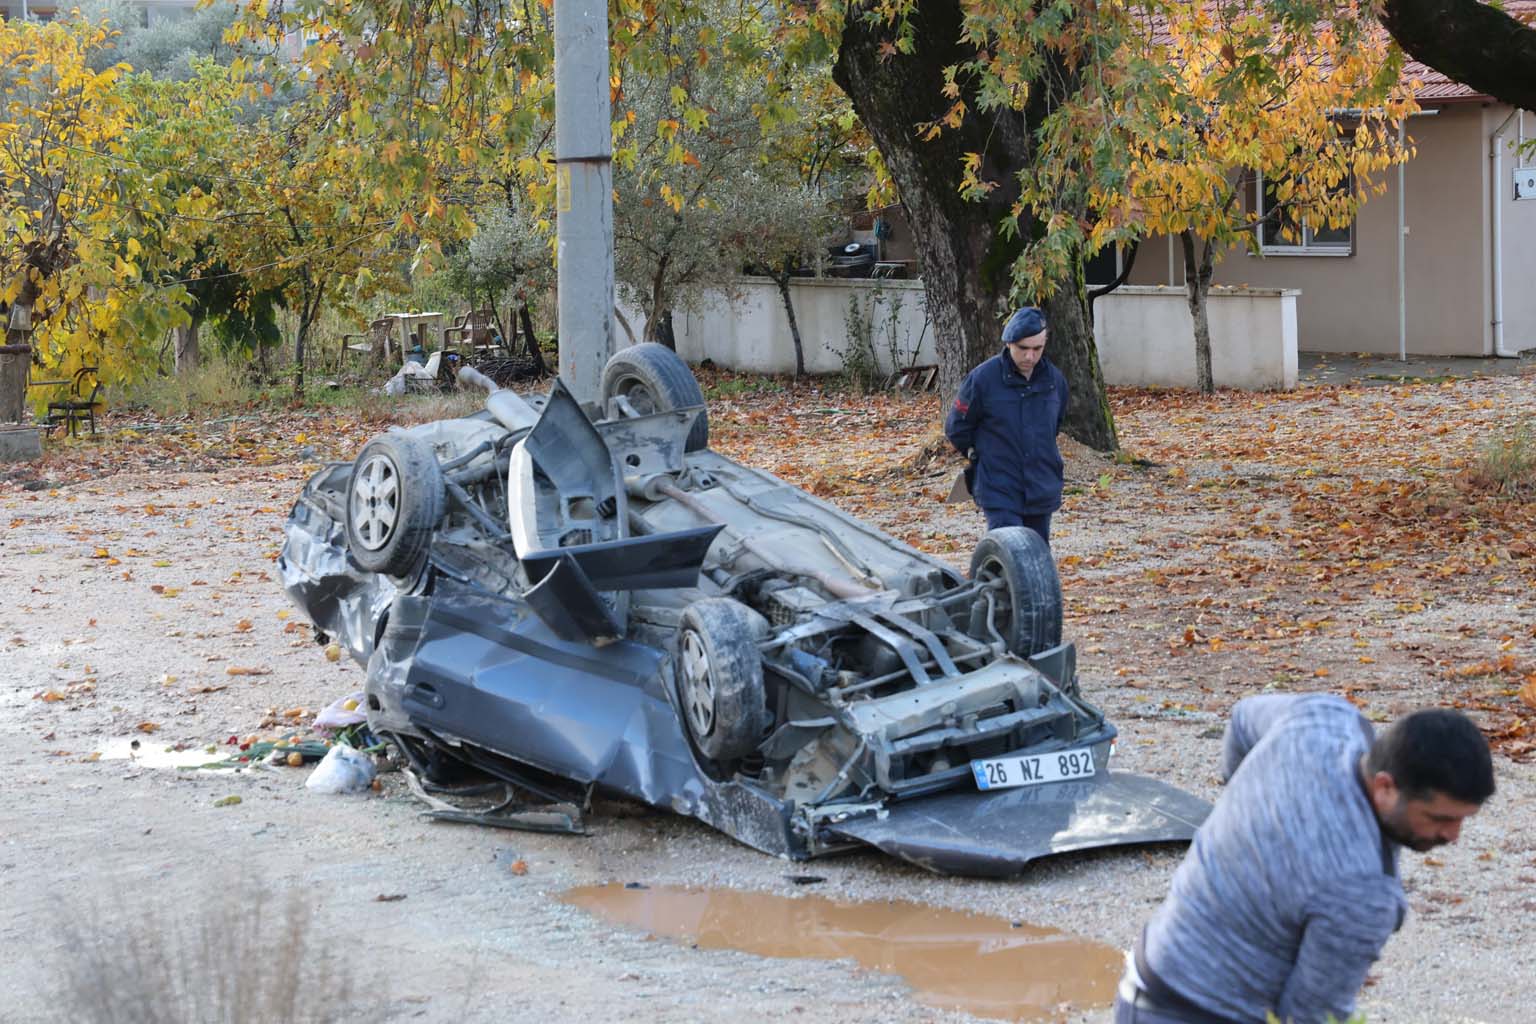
[380,312,445,362]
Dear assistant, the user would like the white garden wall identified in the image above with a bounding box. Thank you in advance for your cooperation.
[619,278,1299,389]
[626,278,935,377]
[1092,285,1299,390]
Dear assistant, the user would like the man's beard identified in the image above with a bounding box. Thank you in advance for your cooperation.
[1380,812,1446,852]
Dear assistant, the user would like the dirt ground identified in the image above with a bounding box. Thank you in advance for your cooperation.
[3,366,1534,1023]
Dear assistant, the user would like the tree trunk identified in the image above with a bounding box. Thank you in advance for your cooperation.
[1380,0,1536,112]
[1179,231,1216,395]
[776,263,806,378]
[832,0,1118,451]
[173,315,202,375]
[520,304,548,374]
[1,286,40,424]
[293,317,308,396]
[646,310,677,350]
[644,256,674,348]
[1045,272,1119,449]
[613,303,638,346]
[833,3,1021,401]
[492,304,508,347]
[0,342,29,425]
[292,280,324,397]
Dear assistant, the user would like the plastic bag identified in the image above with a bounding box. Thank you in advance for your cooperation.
[304,744,376,794]
[314,690,367,732]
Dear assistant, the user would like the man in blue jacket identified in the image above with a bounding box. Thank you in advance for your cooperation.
[944,306,1070,544]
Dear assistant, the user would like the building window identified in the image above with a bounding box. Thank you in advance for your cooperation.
[1084,245,1126,287]
[1255,171,1354,256]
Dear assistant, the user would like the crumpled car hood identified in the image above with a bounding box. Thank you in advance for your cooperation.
[826,772,1211,876]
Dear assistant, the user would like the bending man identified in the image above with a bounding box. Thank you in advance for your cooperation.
[1118,695,1494,1023]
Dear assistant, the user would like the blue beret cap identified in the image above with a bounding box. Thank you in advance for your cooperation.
[1002,307,1047,343]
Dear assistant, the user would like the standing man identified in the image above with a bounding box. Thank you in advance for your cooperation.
[943,306,1069,545]
[1117,695,1495,1023]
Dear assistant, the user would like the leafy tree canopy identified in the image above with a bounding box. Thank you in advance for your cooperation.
[1,17,214,388]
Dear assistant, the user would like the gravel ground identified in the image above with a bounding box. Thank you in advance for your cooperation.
[2,370,1533,1023]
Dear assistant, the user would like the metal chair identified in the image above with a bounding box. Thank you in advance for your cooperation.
[44,366,102,438]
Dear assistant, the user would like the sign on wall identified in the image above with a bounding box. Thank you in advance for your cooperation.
[1516,166,1536,201]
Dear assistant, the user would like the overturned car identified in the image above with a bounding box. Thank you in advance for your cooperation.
[279,345,1207,875]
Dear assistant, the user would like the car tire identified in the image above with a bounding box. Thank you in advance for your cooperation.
[601,342,709,452]
[677,598,768,761]
[345,433,445,577]
[968,527,1062,657]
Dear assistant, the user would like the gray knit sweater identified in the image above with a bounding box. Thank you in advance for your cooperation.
[1140,695,1407,1023]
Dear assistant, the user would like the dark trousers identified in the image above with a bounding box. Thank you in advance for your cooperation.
[982,508,1052,545]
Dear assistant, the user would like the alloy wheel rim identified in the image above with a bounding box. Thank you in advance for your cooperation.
[351,454,400,551]
[680,629,715,737]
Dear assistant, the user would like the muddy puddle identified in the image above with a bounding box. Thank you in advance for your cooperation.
[561,883,1121,1021]
[95,737,229,769]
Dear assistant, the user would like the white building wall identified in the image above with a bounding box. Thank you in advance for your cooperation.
[1497,110,1536,354]
[1126,105,1494,358]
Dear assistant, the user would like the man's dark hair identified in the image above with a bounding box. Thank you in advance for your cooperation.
[1366,709,1495,804]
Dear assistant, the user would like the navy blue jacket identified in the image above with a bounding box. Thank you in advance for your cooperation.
[944,350,1069,516]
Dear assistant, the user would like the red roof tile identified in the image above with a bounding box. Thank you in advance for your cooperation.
[1143,2,1535,106]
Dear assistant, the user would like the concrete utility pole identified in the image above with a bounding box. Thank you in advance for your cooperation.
[554,0,616,407]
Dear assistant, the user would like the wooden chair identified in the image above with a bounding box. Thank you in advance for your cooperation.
[340,317,394,370]
[444,309,504,357]
[43,366,103,438]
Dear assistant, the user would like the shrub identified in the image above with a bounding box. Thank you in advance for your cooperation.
[44,876,355,1023]
[116,346,263,416]
[1473,417,1535,494]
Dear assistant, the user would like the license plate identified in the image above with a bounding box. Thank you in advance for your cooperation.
[971,746,1096,791]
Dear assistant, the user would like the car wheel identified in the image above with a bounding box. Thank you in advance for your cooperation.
[968,527,1062,657]
[345,433,445,576]
[677,598,768,761]
[601,342,709,452]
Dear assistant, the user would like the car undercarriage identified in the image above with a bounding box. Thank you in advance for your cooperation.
[280,345,1207,875]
